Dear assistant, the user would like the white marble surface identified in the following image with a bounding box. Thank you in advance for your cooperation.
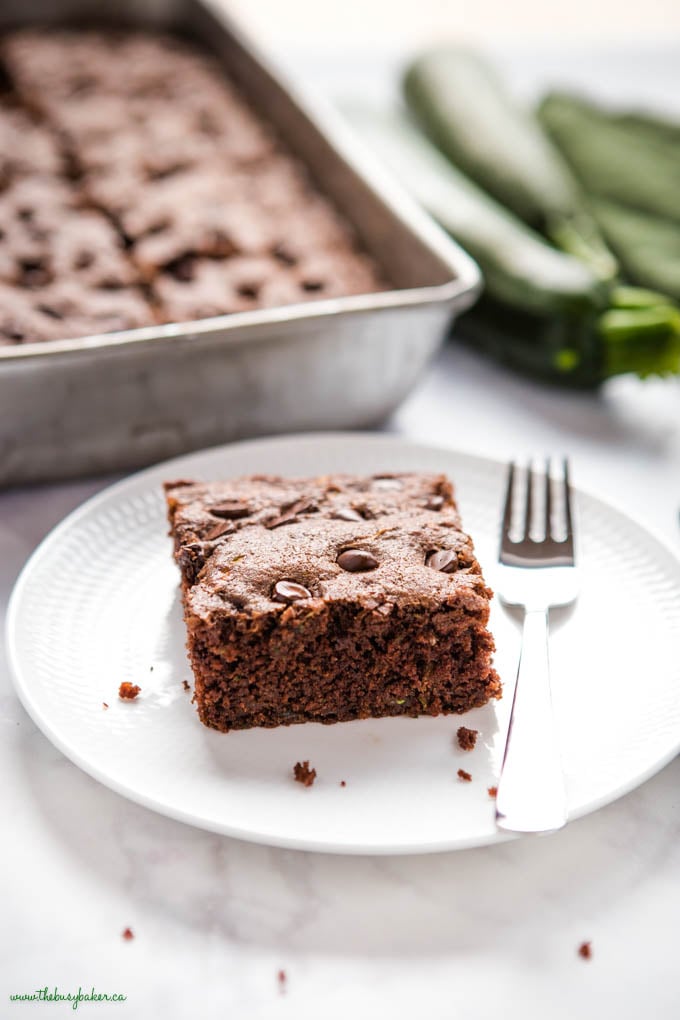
[2,344,680,1019]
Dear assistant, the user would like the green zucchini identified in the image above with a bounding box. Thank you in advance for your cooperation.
[538,92,680,222]
[344,105,606,318]
[403,47,617,281]
[343,105,680,384]
[460,297,680,385]
[615,110,680,148]
[591,199,680,300]
[458,298,602,386]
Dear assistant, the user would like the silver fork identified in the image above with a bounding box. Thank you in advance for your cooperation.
[495,459,579,834]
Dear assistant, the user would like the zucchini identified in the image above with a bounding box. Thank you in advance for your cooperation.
[344,105,606,318]
[591,199,680,300]
[403,48,617,280]
[464,297,680,384]
[538,92,680,222]
[343,105,680,385]
[459,298,602,386]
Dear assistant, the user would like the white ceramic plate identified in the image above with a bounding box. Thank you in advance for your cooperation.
[7,433,680,854]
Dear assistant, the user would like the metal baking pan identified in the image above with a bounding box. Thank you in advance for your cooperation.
[0,0,481,487]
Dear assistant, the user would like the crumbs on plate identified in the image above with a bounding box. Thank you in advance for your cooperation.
[293,761,316,787]
[456,726,478,751]
[118,682,141,701]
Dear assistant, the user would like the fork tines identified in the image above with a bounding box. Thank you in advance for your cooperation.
[500,458,574,568]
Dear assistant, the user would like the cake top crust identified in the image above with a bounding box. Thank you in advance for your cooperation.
[165,473,492,620]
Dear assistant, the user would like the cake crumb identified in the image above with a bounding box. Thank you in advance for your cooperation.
[487,786,498,799]
[119,682,141,701]
[456,726,478,751]
[277,969,287,994]
[578,941,592,960]
[182,680,190,691]
[293,761,316,787]
[122,927,134,941]
[102,702,109,710]
[340,780,346,787]
[457,769,472,782]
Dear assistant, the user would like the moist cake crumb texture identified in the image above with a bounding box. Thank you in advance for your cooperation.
[0,29,386,345]
[118,682,141,701]
[165,471,501,733]
[293,761,317,787]
[456,725,478,750]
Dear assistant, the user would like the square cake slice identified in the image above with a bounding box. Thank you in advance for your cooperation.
[165,472,501,732]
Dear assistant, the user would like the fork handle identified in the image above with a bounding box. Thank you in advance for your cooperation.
[495,607,568,833]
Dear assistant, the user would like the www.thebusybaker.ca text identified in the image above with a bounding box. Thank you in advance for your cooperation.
[9,986,127,1010]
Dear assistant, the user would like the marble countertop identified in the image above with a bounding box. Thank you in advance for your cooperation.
[2,344,679,1019]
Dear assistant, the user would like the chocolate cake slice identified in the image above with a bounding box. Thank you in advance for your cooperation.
[165,472,501,732]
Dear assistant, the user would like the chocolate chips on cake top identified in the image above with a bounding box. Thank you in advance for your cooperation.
[165,472,501,733]
[0,29,385,345]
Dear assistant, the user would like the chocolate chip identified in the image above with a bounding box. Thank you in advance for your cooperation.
[273,580,312,603]
[69,74,96,96]
[37,304,63,321]
[209,500,251,520]
[426,495,445,511]
[204,521,235,540]
[266,499,318,529]
[211,229,234,256]
[273,244,297,267]
[145,161,187,182]
[146,219,171,237]
[166,254,196,282]
[74,250,95,270]
[19,260,51,288]
[198,111,219,136]
[266,513,297,530]
[337,549,378,572]
[426,550,458,573]
[280,499,318,516]
[332,507,364,522]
